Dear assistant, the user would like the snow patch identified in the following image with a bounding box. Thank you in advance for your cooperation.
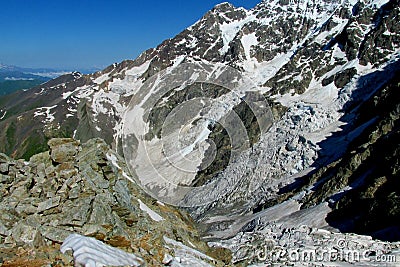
[62,91,73,99]
[137,199,164,222]
[34,105,57,123]
[164,236,215,266]
[61,234,143,266]
[219,14,256,55]
[367,0,390,8]
[0,110,6,120]
[91,89,124,121]
[125,60,151,77]
[93,73,110,84]
[106,153,135,183]
[241,33,258,60]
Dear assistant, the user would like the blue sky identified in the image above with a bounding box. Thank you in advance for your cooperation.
[0,0,260,70]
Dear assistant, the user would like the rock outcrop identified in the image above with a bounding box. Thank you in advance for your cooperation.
[0,138,230,266]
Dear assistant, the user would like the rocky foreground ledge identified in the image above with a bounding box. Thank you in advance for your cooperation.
[0,138,230,266]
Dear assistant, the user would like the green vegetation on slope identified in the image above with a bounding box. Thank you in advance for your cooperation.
[0,80,45,95]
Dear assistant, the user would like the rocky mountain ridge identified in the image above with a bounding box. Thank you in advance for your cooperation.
[0,0,397,159]
[0,138,231,266]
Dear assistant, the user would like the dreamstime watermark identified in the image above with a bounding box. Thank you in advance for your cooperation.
[241,238,397,264]
[122,62,274,207]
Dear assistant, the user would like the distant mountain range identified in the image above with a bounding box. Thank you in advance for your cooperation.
[0,64,99,95]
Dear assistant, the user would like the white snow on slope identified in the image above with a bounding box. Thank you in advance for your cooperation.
[91,89,125,120]
[164,236,216,266]
[0,110,6,120]
[219,14,256,55]
[34,105,57,123]
[241,33,258,60]
[93,72,110,85]
[137,199,164,222]
[106,153,135,183]
[367,0,390,7]
[125,60,151,76]
[120,60,152,95]
[61,234,143,267]
[72,86,95,99]
[62,91,73,99]
[243,51,293,86]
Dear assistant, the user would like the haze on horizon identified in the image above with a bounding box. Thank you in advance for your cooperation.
[0,0,260,70]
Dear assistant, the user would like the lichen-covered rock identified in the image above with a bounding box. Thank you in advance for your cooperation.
[47,138,80,163]
[0,138,227,266]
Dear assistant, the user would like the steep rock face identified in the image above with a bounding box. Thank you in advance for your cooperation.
[251,62,400,235]
[0,138,229,266]
[321,68,400,240]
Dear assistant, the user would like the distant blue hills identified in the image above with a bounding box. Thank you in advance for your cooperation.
[0,64,99,95]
